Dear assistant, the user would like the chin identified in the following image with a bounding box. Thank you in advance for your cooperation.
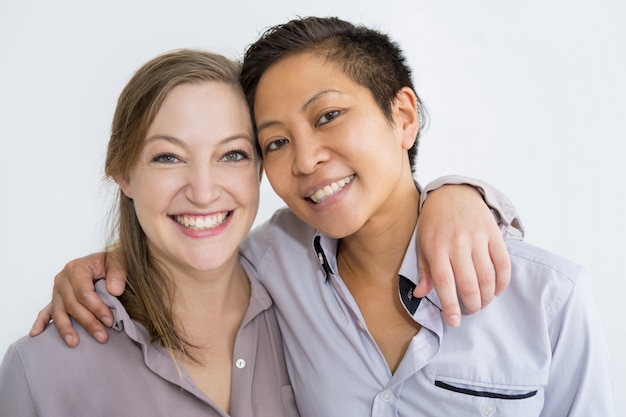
[182,252,232,272]
[314,221,360,240]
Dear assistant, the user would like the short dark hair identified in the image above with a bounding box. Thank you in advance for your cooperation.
[240,16,427,171]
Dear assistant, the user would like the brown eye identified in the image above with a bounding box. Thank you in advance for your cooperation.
[316,110,341,126]
[266,138,289,152]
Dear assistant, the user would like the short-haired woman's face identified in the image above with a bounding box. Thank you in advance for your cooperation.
[119,81,261,274]
[253,52,417,238]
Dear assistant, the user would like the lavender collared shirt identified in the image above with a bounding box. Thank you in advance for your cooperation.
[240,176,615,416]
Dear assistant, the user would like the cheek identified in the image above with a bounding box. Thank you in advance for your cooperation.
[225,166,262,204]
[242,171,262,209]
[130,172,183,209]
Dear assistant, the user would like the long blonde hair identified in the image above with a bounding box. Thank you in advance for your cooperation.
[105,49,242,360]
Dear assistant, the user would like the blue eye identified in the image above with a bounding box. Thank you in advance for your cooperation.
[153,154,180,164]
[221,150,250,162]
[317,110,341,126]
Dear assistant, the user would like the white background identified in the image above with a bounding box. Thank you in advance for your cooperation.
[1,0,624,413]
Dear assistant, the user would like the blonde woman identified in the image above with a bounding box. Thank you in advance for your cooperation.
[1,50,297,416]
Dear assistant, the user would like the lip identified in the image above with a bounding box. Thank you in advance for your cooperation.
[304,174,355,205]
[169,210,233,238]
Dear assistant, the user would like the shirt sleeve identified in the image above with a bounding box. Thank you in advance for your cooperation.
[420,175,525,241]
[0,344,39,417]
[542,272,616,416]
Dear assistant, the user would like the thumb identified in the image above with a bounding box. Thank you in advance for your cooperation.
[413,258,433,298]
[104,251,127,296]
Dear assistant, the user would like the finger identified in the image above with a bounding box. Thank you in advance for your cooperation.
[449,248,482,315]
[50,292,81,347]
[490,238,511,296]
[57,258,115,328]
[413,248,434,298]
[471,246,497,308]
[78,252,109,280]
[29,303,53,337]
[73,283,115,328]
[428,252,463,327]
[104,251,127,296]
[54,285,109,345]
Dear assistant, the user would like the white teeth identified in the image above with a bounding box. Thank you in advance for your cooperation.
[174,212,228,230]
[309,175,354,204]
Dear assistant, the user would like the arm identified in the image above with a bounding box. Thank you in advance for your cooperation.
[32,176,523,340]
[414,176,524,327]
[421,175,524,240]
[542,272,615,416]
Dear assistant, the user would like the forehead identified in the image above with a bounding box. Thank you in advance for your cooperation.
[254,52,362,117]
[149,81,252,136]
[260,52,346,88]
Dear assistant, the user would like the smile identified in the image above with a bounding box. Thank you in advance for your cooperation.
[309,175,354,204]
[173,212,230,230]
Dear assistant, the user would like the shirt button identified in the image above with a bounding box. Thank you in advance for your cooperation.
[380,390,394,402]
[481,402,496,416]
[235,359,246,369]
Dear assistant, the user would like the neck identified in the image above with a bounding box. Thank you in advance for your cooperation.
[165,255,249,414]
[338,176,419,288]
[169,254,251,342]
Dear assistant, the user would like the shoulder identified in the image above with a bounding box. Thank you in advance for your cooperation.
[252,208,314,241]
[506,240,583,284]
[0,321,121,405]
[6,283,140,373]
[8,317,131,368]
[505,240,589,321]
[242,207,316,262]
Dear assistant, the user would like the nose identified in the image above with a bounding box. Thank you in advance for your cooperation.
[185,164,221,206]
[291,133,330,176]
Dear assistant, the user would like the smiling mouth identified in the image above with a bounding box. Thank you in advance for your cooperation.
[173,212,230,230]
[308,175,354,204]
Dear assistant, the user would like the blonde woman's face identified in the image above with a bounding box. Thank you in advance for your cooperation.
[119,81,261,275]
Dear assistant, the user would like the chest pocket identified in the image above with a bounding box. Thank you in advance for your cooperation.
[433,377,544,416]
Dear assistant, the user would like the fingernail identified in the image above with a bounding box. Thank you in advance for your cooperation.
[101,316,113,328]
[110,282,125,294]
[448,315,461,328]
[64,335,74,346]
[94,331,106,343]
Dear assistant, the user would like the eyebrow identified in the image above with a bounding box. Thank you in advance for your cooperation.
[144,134,185,147]
[256,89,340,133]
[144,133,254,147]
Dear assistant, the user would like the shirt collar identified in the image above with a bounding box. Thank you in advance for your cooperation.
[312,233,338,280]
[398,226,443,312]
[311,222,443,313]
[95,279,148,343]
[311,179,425,280]
[95,259,274,359]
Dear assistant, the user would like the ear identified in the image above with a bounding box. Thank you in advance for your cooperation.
[115,175,133,199]
[393,86,420,151]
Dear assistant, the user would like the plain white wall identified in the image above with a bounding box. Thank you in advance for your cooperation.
[1,0,624,413]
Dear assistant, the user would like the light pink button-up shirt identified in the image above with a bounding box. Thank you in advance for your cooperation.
[0,259,299,417]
